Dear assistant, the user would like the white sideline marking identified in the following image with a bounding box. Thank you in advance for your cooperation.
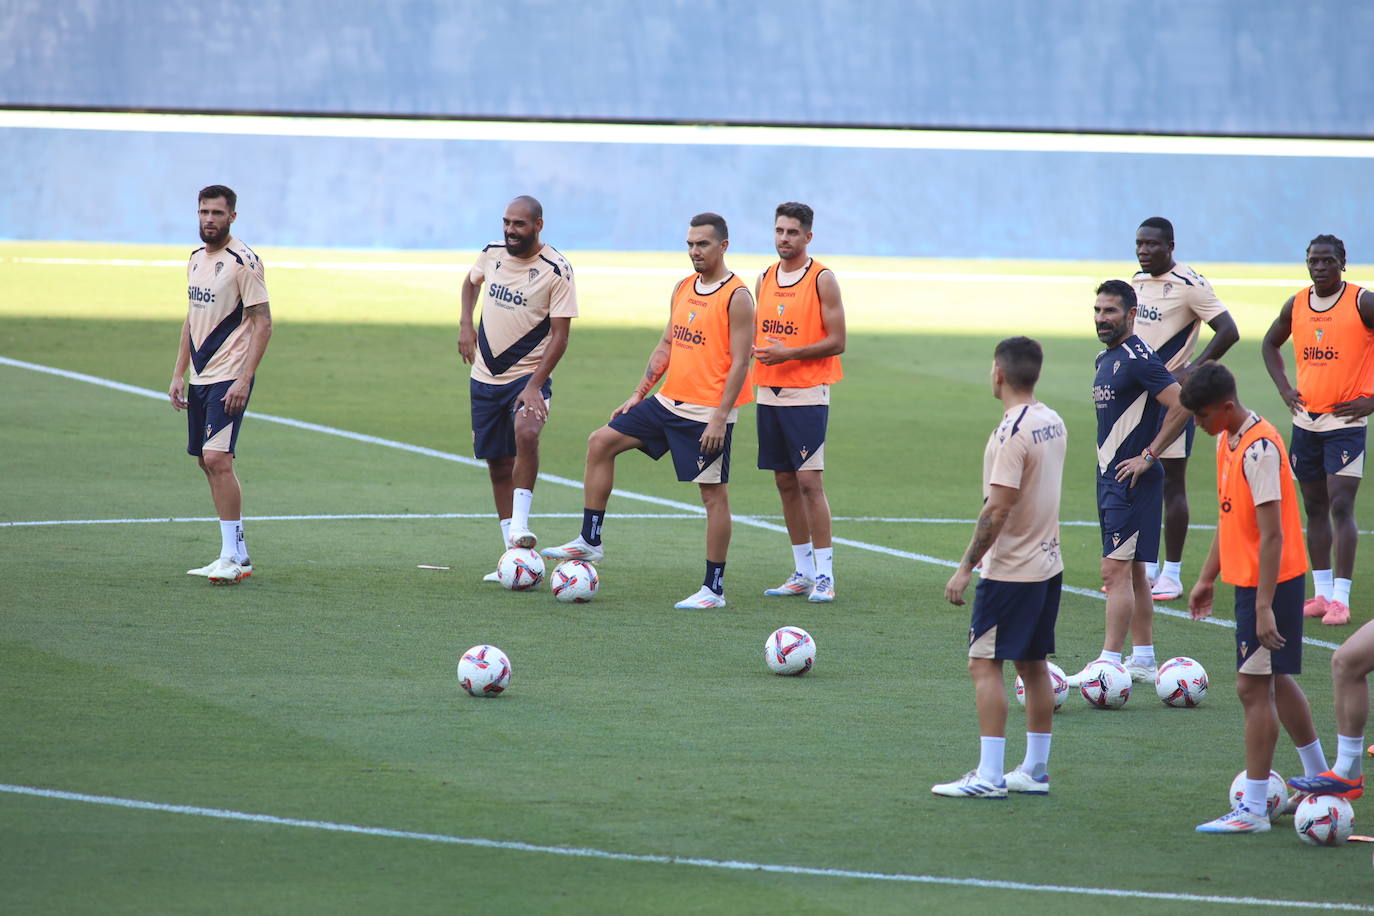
[5,109,1374,160]
[0,355,1344,652]
[0,512,706,528]
[0,256,1308,289]
[1,785,1368,912]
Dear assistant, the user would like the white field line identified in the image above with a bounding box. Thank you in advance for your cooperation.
[0,355,1343,651]
[5,109,1374,160]
[0,256,1309,288]
[0,785,1369,912]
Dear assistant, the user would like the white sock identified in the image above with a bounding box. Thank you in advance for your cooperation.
[1296,738,1328,778]
[219,520,244,561]
[1334,577,1352,606]
[813,546,834,580]
[1131,645,1155,667]
[791,542,815,579]
[1099,650,1123,664]
[977,736,1006,783]
[1242,777,1269,814]
[1161,560,1181,582]
[1335,734,1366,779]
[1313,569,1334,600]
[499,518,512,551]
[512,488,534,532]
[1021,732,1052,778]
[1144,561,1159,582]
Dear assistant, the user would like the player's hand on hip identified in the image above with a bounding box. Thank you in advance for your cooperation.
[1332,395,1374,419]
[611,393,644,419]
[515,384,547,423]
[944,568,972,606]
[222,379,250,415]
[1281,386,1306,414]
[168,377,187,411]
[1113,455,1149,486]
[457,326,477,364]
[752,338,790,366]
[1187,580,1214,620]
[1256,607,1285,650]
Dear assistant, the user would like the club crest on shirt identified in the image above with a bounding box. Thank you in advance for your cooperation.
[215,261,224,276]
[1162,281,1173,297]
[777,302,785,317]
[688,311,697,323]
[529,268,539,281]
[1316,328,1325,343]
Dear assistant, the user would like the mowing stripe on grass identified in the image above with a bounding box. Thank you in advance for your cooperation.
[0,784,1368,912]
[0,355,1344,652]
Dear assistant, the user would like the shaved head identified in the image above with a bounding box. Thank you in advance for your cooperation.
[510,195,543,220]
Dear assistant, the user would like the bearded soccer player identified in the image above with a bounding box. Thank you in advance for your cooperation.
[754,202,846,603]
[1182,362,1327,833]
[170,185,273,585]
[459,196,576,579]
[1261,234,1374,627]
[935,337,1067,799]
[544,213,754,609]
[1132,217,1239,601]
[1067,280,1191,688]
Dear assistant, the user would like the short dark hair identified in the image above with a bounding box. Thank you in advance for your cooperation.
[994,336,1043,391]
[1138,216,1174,241]
[1308,233,1347,264]
[1179,360,1237,412]
[1096,279,1137,312]
[690,212,728,241]
[199,185,237,211]
[510,195,543,220]
[775,202,814,232]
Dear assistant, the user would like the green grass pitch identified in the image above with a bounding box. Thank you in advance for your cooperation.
[2,243,1372,914]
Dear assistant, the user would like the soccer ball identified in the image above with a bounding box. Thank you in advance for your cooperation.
[1294,794,1355,846]
[550,560,598,603]
[1014,661,1070,711]
[456,644,512,697]
[1155,656,1209,707]
[496,548,545,590]
[765,626,816,676]
[1079,660,1132,709]
[1228,769,1286,821]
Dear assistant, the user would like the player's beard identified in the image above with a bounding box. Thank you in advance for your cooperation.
[200,224,228,245]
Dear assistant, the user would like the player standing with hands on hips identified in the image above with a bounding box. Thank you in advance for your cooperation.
[171,185,273,586]
[754,202,846,603]
[935,337,1067,799]
[459,196,576,580]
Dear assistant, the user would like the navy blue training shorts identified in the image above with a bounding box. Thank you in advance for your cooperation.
[1234,574,1305,676]
[967,573,1062,661]
[187,379,252,456]
[609,396,733,484]
[470,375,551,460]
[1097,472,1163,563]
[756,402,828,472]
[1290,424,1366,482]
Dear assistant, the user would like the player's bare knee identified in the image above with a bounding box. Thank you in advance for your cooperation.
[796,471,825,499]
[773,470,799,496]
[1100,557,1130,585]
[201,450,233,475]
[514,426,541,453]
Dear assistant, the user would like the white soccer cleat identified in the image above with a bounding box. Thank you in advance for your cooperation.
[1122,656,1158,684]
[1063,664,1097,688]
[763,571,813,596]
[205,557,244,585]
[931,771,1007,799]
[189,557,252,579]
[808,574,835,603]
[1003,767,1050,795]
[508,527,537,549]
[1196,805,1271,834]
[482,570,502,583]
[1151,576,1183,601]
[540,537,604,562]
[674,587,726,609]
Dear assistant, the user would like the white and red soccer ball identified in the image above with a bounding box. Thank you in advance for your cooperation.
[551,560,598,603]
[497,548,545,590]
[1079,660,1132,709]
[1228,769,1287,821]
[765,626,816,676]
[456,644,512,697]
[1155,656,1209,707]
[1294,794,1355,846]
[1014,661,1070,711]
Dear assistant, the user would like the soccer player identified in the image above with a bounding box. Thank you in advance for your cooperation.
[934,337,1067,799]
[1131,217,1239,601]
[753,202,846,603]
[1287,618,1373,802]
[543,213,755,608]
[458,196,576,578]
[170,185,273,586]
[1261,234,1374,626]
[1181,362,1327,833]
[1067,280,1191,687]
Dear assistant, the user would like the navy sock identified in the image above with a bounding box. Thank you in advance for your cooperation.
[704,560,725,595]
[581,508,604,546]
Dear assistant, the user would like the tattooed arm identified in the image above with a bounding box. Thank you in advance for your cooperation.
[944,483,1021,606]
[611,283,680,418]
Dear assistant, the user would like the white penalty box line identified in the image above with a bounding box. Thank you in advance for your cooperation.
[0,355,1343,652]
[0,784,1369,913]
